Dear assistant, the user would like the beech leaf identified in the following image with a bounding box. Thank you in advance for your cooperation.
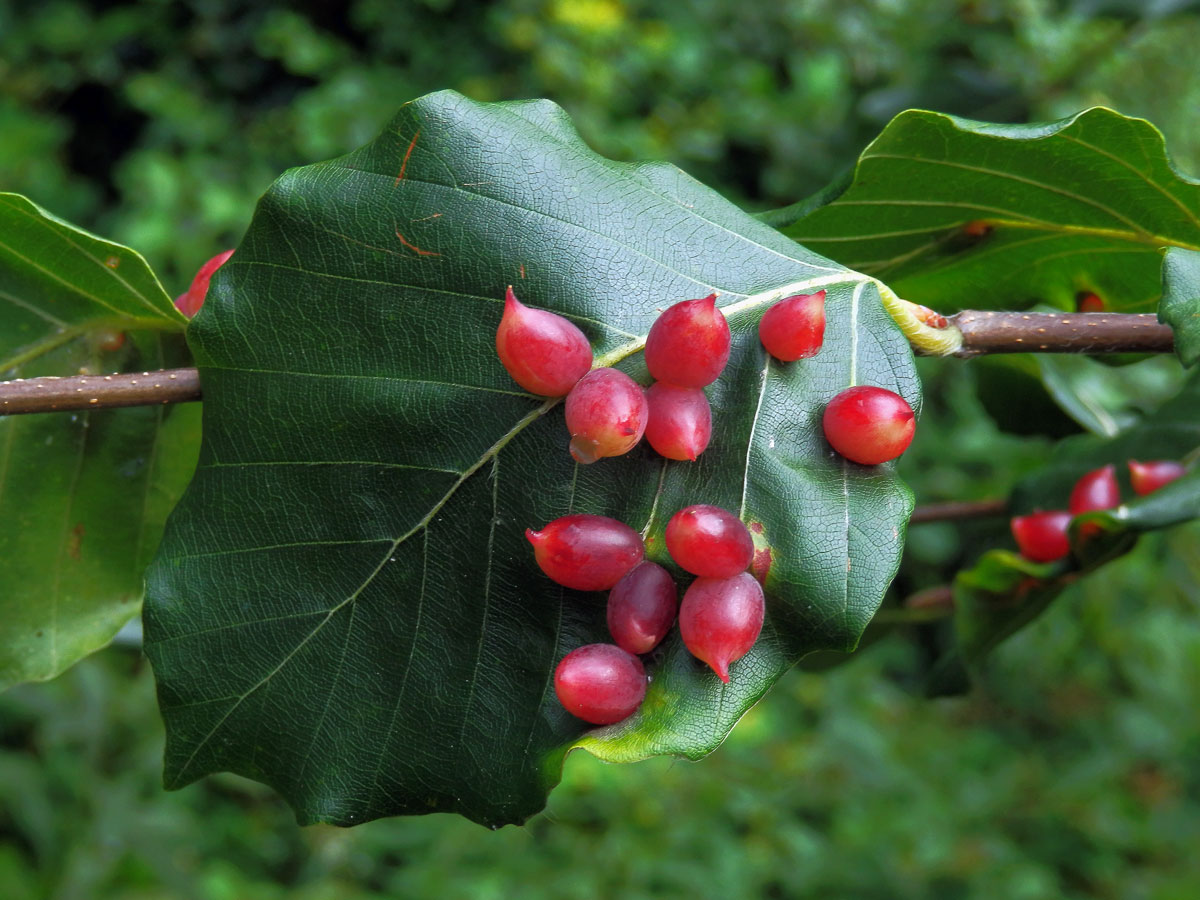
[143,92,919,827]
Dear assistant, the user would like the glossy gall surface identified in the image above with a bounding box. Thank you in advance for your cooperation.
[1129,459,1186,496]
[665,504,754,578]
[822,385,915,465]
[554,644,647,725]
[1068,465,1120,515]
[175,249,235,317]
[1011,510,1072,563]
[644,293,731,388]
[607,562,679,655]
[758,290,826,361]
[526,514,644,591]
[644,382,712,461]
[495,286,593,396]
[564,368,648,464]
[679,572,765,683]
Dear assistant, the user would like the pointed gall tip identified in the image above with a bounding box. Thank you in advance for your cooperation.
[504,285,522,311]
[525,527,543,546]
[712,660,730,683]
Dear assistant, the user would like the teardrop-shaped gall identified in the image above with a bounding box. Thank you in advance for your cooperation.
[554,644,647,725]
[665,504,753,578]
[1011,510,1071,563]
[1128,459,1186,496]
[495,286,593,396]
[175,249,235,317]
[758,290,826,361]
[564,368,648,464]
[644,293,731,388]
[1068,464,1120,515]
[526,514,644,591]
[822,385,915,465]
[607,562,679,655]
[644,382,712,461]
[679,572,765,683]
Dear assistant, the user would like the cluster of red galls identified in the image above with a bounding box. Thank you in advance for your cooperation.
[496,286,921,727]
[497,287,740,463]
[1011,459,1187,562]
[527,504,763,725]
[496,286,917,466]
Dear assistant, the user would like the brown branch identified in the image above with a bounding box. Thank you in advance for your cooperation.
[910,498,1008,524]
[948,311,1174,357]
[0,312,1178,415]
[0,369,201,415]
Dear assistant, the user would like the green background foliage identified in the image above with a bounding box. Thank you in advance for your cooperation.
[6,0,1200,291]
[2,0,1200,894]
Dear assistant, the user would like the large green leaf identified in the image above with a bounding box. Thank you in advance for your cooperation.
[778,108,1200,319]
[143,91,920,828]
[0,194,198,690]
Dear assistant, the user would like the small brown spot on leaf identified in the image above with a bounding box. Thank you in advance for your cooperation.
[395,230,441,257]
[68,523,85,560]
[394,129,421,186]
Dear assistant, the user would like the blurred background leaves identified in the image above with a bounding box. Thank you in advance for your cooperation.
[2,0,1200,895]
[5,0,1200,293]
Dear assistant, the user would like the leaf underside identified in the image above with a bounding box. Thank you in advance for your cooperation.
[0,194,197,691]
[780,108,1200,321]
[143,91,919,828]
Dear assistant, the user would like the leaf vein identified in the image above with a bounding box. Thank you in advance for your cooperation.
[858,153,1156,239]
[458,456,501,747]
